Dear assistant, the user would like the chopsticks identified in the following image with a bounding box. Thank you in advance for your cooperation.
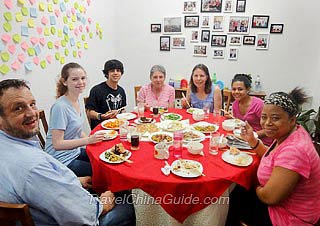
[220,109,235,119]
[110,152,133,163]
[116,106,126,114]
[179,159,206,177]
[181,92,191,108]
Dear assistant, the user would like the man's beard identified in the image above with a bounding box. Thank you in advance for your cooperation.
[2,117,40,139]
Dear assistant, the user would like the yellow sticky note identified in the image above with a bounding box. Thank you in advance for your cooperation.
[28,19,35,28]
[73,50,77,57]
[1,52,10,62]
[4,12,13,21]
[64,49,69,56]
[48,4,53,12]
[64,35,69,42]
[18,0,25,5]
[79,6,84,13]
[58,29,63,37]
[21,7,28,16]
[61,40,66,47]
[89,32,93,39]
[84,43,88,49]
[63,16,68,24]
[99,33,102,39]
[3,22,12,32]
[39,3,45,11]
[55,52,60,60]
[47,41,53,49]
[40,60,46,69]
[15,12,23,22]
[81,35,85,41]
[53,0,58,4]
[27,48,35,56]
[74,2,79,9]
[71,15,76,22]
[51,27,56,35]
[0,64,10,75]
[60,57,65,64]
[44,27,50,36]
[76,41,81,49]
[68,23,74,30]
[12,34,21,43]
[64,0,69,2]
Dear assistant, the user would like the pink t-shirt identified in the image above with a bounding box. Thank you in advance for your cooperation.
[137,83,175,107]
[258,126,320,226]
[232,97,273,145]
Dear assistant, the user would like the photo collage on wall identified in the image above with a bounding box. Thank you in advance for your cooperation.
[150,0,284,61]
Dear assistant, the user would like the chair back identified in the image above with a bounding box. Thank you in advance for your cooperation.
[223,89,233,112]
[0,202,35,226]
[38,110,48,149]
[134,86,141,105]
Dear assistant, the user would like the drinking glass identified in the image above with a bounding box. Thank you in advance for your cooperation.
[203,102,211,119]
[152,106,159,118]
[137,102,145,118]
[130,132,140,150]
[119,122,129,142]
[209,132,221,155]
[173,131,183,158]
[213,110,221,127]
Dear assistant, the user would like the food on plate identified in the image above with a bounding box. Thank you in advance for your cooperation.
[159,107,168,114]
[193,124,216,133]
[183,131,201,141]
[172,160,201,175]
[165,121,185,131]
[103,130,117,139]
[234,156,250,166]
[102,119,124,129]
[139,117,153,123]
[104,143,129,162]
[229,146,240,156]
[162,113,182,121]
[136,124,159,134]
[151,134,173,143]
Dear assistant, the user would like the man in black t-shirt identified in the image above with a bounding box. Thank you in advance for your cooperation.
[86,59,127,129]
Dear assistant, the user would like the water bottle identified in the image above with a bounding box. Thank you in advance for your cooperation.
[254,75,262,92]
[212,73,217,84]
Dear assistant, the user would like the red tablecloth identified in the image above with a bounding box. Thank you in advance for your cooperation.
[87,109,259,223]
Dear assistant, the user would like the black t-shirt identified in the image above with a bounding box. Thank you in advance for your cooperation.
[86,82,127,129]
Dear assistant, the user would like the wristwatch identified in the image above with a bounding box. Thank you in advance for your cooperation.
[97,113,102,121]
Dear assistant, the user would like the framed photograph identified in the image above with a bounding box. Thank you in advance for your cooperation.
[252,15,269,28]
[193,44,208,57]
[151,24,161,33]
[201,16,210,28]
[270,24,284,34]
[256,34,269,50]
[236,0,246,12]
[228,16,250,34]
[160,36,170,51]
[201,30,210,42]
[185,15,199,28]
[213,16,224,32]
[211,35,227,47]
[200,0,222,13]
[229,35,242,46]
[213,49,225,59]
[228,48,238,60]
[223,0,234,13]
[191,30,200,42]
[163,17,182,34]
[172,36,186,49]
[243,35,256,45]
[183,1,197,14]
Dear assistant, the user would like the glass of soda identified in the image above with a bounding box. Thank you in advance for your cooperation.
[131,132,140,150]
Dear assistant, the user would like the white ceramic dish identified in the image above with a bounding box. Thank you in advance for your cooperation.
[159,120,186,132]
[170,159,203,178]
[149,131,174,144]
[101,119,128,130]
[221,150,253,167]
[192,121,219,133]
[161,113,183,121]
[99,149,132,164]
[116,112,137,121]
[182,130,206,143]
[94,130,118,140]
[233,129,258,139]
[192,111,205,121]
[187,108,204,114]
[187,141,204,155]
[134,118,155,124]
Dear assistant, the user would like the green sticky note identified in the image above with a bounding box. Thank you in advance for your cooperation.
[27,48,35,56]
[48,4,53,12]
[21,7,28,16]
[71,15,76,22]
[55,52,60,60]
[84,43,88,49]
[47,41,53,49]
[18,0,25,5]
[60,57,65,64]
[64,0,69,2]
[61,40,66,47]
[12,34,21,43]
[39,3,45,11]
[74,2,79,9]
[4,12,13,22]
[51,27,56,35]
[64,49,69,56]
[76,41,81,49]
[0,64,10,75]
[73,50,77,57]
[40,60,46,69]
[27,19,35,28]
[15,12,23,22]
[53,0,58,4]
[44,27,50,36]
[58,29,63,37]
[89,32,93,39]
[64,35,69,42]
[63,16,68,24]
[3,22,12,32]
[99,33,102,39]
[81,34,85,41]
[1,52,10,62]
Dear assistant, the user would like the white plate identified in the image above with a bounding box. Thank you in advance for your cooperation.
[186,108,204,114]
[159,120,186,132]
[223,119,244,127]
[101,119,126,130]
[221,150,253,167]
[116,112,137,121]
[161,113,183,121]
[134,118,155,124]
[149,131,174,144]
[171,159,203,178]
[192,122,219,133]
[233,129,258,139]
[99,149,132,164]
[94,130,118,140]
[183,130,206,143]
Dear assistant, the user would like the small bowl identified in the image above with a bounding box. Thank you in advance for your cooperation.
[192,111,205,121]
[222,120,236,131]
[187,141,204,155]
[211,136,228,148]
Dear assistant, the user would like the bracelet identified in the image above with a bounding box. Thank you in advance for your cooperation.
[251,139,260,149]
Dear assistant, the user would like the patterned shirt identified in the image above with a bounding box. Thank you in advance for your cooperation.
[138,83,175,107]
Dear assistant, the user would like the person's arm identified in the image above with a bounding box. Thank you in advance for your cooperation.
[256,166,300,205]
[213,86,222,111]
[87,109,117,121]
[168,87,175,108]
[181,87,191,109]
[79,176,92,189]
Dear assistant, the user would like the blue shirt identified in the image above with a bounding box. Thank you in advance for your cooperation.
[190,85,215,112]
[0,130,102,226]
[45,96,83,166]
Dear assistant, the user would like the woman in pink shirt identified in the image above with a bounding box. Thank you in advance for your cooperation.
[137,65,175,109]
[241,88,320,226]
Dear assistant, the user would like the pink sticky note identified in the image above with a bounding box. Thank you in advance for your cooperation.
[29,0,35,5]
[11,61,21,71]
[54,41,60,49]
[1,34,11,43]
[39,38,45,46]
[79,25,83,32]
[17,53,25,63]
[87,0,91,6]
[21,41,29,51]
[74,28,79,36]
[54,9,60,17]
[78,51,83,58]
[30,37,39,45]
[71,8,76,15]
[33,57,39,65]
[4,0,13,9]
[46,55,53,64]
[41,16,48,25]
[8,45,16,54]
[86,25,90,32]
[88,18,92,24]
[36,27,43,35]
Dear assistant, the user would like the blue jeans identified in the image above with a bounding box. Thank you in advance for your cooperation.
[99,202,135,226]
[67,148,92,177]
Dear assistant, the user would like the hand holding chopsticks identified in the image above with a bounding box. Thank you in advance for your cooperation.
[181,92,191,108]
[220,109,235,119]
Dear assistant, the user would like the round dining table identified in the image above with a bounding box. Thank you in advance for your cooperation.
[86,108,260,224]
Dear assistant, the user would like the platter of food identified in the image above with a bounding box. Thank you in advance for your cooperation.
[186,108,203,114]
[161,113,183,121]
[223,119,245,127]
[136,123,160,135]
[149,131,173,144]
[182,130,205,143]
[192,122,219,133]
[94,130,118,140]
[101,119,126,130]
[99,143,132,164]
[116,112,137,121]
[134,117,155,124]
[171,159,203,178]
[159,120,186,132]
[221,147,253,167]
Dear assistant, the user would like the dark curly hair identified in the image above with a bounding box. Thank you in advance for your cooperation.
[189,64,212,94]
[231,74,252,89]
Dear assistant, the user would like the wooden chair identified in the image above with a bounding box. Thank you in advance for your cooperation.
[134,86,141,105]
[0,202,35,226]
[37,110,48,149]
[223,89,233,112]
